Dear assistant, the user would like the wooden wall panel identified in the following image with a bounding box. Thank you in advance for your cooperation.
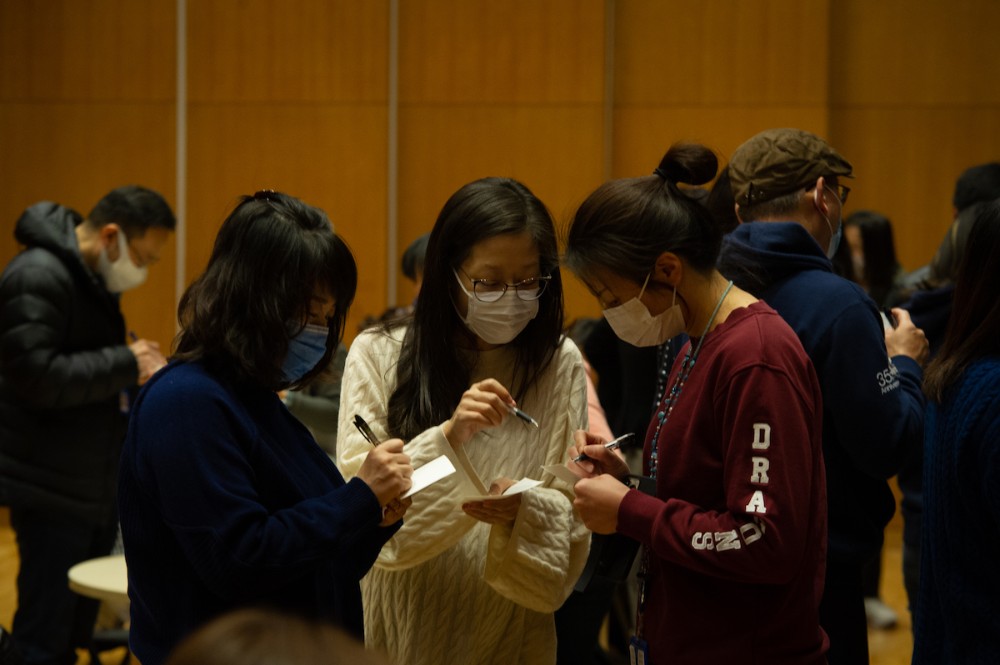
[185,106,388,340]
[399,0,604,104]
[187,0,389,343]
[398,0,608,324]
[0,0,174,102]
[0,0,176,349]
[613,0,831,181]
[830,108,1000,271]
[615,0,830,107]
[188,0,388,103]
[397,107,606,320]
[832,0,1000,106]
[830,0,1000,272]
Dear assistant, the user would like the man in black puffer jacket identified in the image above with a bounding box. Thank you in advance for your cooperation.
[0,185,174,665]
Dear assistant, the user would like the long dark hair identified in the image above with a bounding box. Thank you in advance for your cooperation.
[564,143,720,283]
[174,191,357,391]
[386,177,564,440]
[924,199,1000,402]
[845,210,901,307]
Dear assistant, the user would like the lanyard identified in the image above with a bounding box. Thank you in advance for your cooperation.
[634,280,733,639]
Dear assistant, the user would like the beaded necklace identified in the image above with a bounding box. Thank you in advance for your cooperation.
[633,279,733,640]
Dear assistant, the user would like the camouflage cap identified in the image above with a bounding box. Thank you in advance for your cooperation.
[729,128,853,207]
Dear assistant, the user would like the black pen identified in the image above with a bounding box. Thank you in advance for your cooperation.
[572,433,634,463]
[505,402,539,428]
[353,414,381,446]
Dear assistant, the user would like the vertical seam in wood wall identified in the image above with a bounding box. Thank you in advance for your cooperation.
[175,0,188,330]
[386,0,400,307]
[603,0,615,181]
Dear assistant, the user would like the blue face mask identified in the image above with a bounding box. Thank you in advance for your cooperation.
[827,220,843,259]
[281,323,329,384]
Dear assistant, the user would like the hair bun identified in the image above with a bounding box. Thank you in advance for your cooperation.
[654,143,718,187]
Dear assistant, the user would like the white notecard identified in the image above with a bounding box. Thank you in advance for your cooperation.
[401,454,456,499]
[541,464,582,489]
[463,477,543,503]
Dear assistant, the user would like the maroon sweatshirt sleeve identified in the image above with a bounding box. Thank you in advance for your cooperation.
[617,363,824,585]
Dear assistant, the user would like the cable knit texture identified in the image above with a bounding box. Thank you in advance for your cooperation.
[337,327,590,665]
[913,358,1000,664]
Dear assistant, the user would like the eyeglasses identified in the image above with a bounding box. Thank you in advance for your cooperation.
[828,183,850,204]
[455,268,552,302]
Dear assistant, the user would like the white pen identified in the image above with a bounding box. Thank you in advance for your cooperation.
[572,433,635,463]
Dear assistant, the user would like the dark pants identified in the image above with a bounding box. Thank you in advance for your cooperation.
[861,547,882,598]
[9,506,118,665]
[555,576,619,665]
[819,559,869,665]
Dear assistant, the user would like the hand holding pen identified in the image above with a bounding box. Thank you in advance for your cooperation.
[568,430,632,481]
[127,330,167,385]
[572,432,634,462]
[352,415,413,525]
[442,378,535,449]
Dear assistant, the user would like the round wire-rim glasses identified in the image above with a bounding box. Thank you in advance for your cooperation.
[455,268,552,302]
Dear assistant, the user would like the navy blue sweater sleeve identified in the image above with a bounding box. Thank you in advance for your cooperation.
[819,300,925,479]
[124,369,394,600]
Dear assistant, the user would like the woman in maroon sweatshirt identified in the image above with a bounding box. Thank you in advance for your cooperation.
[563,143,829,665]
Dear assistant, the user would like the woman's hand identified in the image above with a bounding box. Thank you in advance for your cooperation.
[442,379,514,449]
[462,478,521,526]
[379,496,413,527]
[355,438,413,507]
[567,430,631,480]
[573,474,630,534]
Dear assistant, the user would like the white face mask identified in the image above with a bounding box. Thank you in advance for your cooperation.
[96,228,148,293]
[602,273,685,347]
[454,271,539,345]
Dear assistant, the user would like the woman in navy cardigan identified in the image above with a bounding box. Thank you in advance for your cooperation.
[915,199,1000,664]
[117,191,413,664]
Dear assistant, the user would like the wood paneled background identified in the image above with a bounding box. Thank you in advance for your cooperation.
[2,0,999,349]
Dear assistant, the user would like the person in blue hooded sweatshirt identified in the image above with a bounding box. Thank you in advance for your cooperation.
[716,128,929,665]
[117,191,414,665]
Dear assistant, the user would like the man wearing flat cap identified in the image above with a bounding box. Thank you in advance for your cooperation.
[717,128,929,665]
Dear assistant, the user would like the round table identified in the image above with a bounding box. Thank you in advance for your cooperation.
[68,554,128,607]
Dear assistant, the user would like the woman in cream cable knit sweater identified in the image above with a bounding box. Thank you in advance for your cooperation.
[337,177,590,665]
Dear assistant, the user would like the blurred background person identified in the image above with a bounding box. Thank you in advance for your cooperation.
[164,608,392,665]
[0,185,174,665]
[844,209,908,629]
[913,199,1000,664]
[844,210,908,309]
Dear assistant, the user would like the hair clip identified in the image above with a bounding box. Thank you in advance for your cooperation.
[252,189,278,202]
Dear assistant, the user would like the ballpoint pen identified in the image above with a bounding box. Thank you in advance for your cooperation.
[505,402,539,428]
[572,432,635,463]
[353,415,398,517]
[353,414,381,446]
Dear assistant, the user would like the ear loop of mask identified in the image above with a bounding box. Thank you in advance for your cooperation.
[815,186,834,240]
[638,271,678,307]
